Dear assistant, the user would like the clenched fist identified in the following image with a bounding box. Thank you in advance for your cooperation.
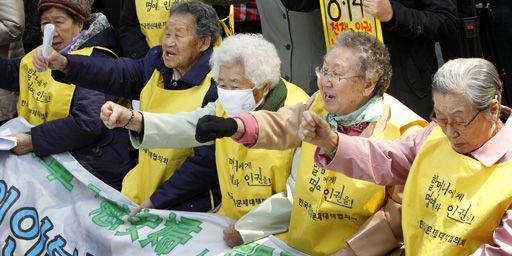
[100,101,142,131]
[32,46,69,72]
[195,115,238,143]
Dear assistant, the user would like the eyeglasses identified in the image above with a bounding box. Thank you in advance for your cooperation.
[430,109,483,131]
[315,66,360,84]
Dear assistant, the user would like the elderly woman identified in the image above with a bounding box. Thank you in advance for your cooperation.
[119,0,235,59]
[300,58,512,255]
[195,31,427,255]
[0,0,135,190]
[97,33,309,246]
[34,1,222,212]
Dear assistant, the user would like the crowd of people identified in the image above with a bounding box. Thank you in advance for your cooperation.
[1,0,512,255]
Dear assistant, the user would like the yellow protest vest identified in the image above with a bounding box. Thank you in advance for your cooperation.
[215,80,309,220]
[403,126,512,255]
[287,94,423,255]
[281,79,310,104]
[121,70,212,204]
[18,47,105,125]
[136,0,234,48]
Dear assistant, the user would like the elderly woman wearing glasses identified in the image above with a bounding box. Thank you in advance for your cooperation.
[300,58,512,255]
[194,31,427,255]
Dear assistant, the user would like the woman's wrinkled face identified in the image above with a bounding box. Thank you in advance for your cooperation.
[161,13,209,75]
[217,63,268,103]
[40,7,83,52]
[432,91,499,154]
[317,46,374,115]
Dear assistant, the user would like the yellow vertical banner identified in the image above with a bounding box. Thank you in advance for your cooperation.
[319,0,383,49]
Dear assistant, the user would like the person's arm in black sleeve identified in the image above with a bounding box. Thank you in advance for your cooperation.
[31,86,108,156]
[118,0,150,58]
[280,0,319,12]
[0,57,22,91]
[51,54,147,100]
[382,0,457,41]
[149,145,219,209]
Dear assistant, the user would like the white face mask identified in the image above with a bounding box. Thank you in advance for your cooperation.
[217,86,261,116]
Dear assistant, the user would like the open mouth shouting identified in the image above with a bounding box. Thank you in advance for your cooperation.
[323,91,335,104]
[163,50,177,61]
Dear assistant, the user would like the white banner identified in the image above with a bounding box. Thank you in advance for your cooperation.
[0,118,306,256]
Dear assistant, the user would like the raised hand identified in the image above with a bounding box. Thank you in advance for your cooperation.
[100,101,142,132]
[363,0,394,22]
[299,111,338,153]
[195,115,238,143]
[32,46,69,72]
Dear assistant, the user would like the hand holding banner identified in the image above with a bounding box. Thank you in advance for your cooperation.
[319,0,383,48]
[0,136,16,150]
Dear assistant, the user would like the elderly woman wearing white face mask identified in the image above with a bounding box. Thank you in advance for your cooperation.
[300,58,512,255]
[193,31,428,255]
[98,33,309,247]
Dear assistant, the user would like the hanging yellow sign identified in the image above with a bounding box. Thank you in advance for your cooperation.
[319,0,383,48]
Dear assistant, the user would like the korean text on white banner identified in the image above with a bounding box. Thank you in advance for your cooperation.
[0,118,306,256]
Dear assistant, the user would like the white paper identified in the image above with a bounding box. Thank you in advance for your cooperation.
[42,24,55,58]
[0,128,12,137]
[0,136,17,150]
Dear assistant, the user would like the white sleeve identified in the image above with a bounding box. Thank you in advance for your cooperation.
[130,101,217,148]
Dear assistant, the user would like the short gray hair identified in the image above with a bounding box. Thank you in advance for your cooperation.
[432,58,502,110]
[330,31,391,97]
[210,34,281,89]
[170,1,220,47]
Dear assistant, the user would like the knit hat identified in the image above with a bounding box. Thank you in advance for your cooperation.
[38,0,93,22]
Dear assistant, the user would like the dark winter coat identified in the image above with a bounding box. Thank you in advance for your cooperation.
[0,13,135,191]
[51,45,221,212]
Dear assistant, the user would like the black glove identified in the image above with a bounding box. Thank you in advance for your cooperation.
[195,115,238,143]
